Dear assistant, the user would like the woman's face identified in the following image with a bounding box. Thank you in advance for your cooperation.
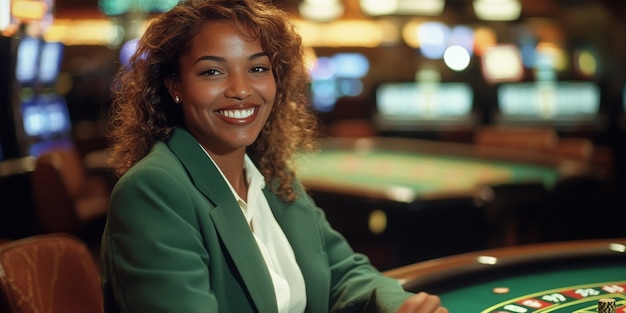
[167,20,275,155]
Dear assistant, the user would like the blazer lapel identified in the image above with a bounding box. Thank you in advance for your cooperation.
[209,206,278,313]
[265,189,330,313]
[167,128,278,313]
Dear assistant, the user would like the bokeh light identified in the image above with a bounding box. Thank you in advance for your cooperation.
[418,21,449,59]
[444,45,471,72]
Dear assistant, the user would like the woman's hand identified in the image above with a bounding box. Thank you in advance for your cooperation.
[396,292,449,313]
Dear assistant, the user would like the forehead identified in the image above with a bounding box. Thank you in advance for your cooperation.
[186,20,262,56]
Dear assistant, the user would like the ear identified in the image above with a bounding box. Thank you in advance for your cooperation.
[164,76,181,103]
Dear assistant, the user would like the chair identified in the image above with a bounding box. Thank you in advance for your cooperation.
[30,146,111,241]
[0,233,104,313]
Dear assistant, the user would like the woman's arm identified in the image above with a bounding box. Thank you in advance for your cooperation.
[102,164,215,313]
[299,184,447,313]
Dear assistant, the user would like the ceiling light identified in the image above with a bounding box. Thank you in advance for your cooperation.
[473,0,521,21]
[396,0,445,15]
[12,0,48,21]
[444,45,471,72]
[294,20,386,47]
[360,0,444,16]
[298,0,344,22]
[482,44,524,83]
[359,0,398,16]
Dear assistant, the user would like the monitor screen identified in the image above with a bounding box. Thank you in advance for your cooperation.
[41,94,71,136]
[38,41,64,85]
[374,82,475,130]
[497,81,600,124]
[15,36,42,84]
[21,94,71,138]
[21,96,46,137]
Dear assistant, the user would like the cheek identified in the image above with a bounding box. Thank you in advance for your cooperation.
[261,80,277,103]
[186,81,218,98]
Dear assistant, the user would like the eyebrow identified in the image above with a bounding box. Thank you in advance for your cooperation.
[193,52,268,65]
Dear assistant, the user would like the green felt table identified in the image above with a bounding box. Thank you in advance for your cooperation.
[295,137,584,202]
[384,239,626,313]
[443,262,626,312]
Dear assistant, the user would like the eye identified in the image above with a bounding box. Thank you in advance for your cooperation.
[250,66,271,73]
[200,69,222,76]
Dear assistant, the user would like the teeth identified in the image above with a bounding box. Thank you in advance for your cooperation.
[220,108,255,119]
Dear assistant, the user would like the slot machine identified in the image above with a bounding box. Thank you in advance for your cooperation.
[0,34,72,160]
[27,40,72,156]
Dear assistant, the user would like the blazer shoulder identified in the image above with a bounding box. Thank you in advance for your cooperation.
[116,142,188,187]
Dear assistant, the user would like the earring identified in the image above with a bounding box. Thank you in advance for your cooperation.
[174,95,180,103]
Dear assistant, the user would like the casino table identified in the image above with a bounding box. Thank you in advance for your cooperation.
[292,136,600,268]
[384,238,626,313]
[295,136,589,203]
[83,138,603,269]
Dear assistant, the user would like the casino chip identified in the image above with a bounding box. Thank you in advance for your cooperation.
[492,287,510,294]
[598,298,616,313]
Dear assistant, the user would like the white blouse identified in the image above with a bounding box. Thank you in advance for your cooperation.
[201,147,307,313]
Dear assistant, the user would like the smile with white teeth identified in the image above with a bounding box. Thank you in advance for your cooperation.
[218,108,255,119]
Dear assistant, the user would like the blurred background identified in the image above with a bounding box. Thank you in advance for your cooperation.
[1,0,625,270]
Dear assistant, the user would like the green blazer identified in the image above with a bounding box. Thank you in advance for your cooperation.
[101,128,413,313]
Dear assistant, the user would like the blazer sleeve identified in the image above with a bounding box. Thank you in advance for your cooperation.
[298,185,415,313]
[102,163,216,313]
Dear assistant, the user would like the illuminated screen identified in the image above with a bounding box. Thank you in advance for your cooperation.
[43,96,72,135]
[38,41,64,84]
[22,97,46,137]
[308,53,368,112]
[99,0,179,15]
[377,82,473,117]
[332,53,369,79]
[497,81,600,122]
[15,36,41,84]
[21,94,71,138]
[374,82,474,130]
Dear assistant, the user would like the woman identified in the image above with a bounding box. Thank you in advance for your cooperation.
[101,0,448,312]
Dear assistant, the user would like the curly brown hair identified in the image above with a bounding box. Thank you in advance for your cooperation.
[108,0,319,202]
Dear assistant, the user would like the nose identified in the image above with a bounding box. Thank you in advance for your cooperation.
[225,72,252,100]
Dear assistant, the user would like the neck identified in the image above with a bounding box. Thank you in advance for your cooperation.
[206,148,248,201]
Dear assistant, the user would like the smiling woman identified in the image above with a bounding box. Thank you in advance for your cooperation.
[163,20,277,174]
[107,0,316,203]
[100,1,448,313]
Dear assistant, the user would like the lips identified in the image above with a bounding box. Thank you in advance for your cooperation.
[216,106,259,125]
